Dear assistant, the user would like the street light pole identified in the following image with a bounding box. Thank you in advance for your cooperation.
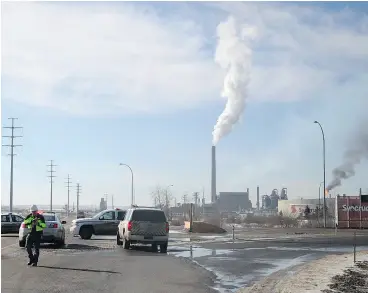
[119,163,134,206]
[314,121,327,228]
[318,181,323,227]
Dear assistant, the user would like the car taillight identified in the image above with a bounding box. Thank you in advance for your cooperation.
[127,221,132,231]
[21,223,26,228]
[166,222,169,233]
[50,223,58,228]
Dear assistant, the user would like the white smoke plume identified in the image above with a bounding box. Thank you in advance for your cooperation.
[327,120,368,191]
[212,16,257,146]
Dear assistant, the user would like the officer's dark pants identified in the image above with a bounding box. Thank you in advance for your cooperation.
[26,233,41,263]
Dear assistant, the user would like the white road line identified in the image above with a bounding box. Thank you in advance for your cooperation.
[1,243,18,250]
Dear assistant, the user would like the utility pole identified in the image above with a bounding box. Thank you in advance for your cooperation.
[2,118,23,213]
[47,160,56,211]
[182,193,188,205]
[65,174,72,217]
[193,192,199,206]
[182,194,188,221]
[76,183,81,216]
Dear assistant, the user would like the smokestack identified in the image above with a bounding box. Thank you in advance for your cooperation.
[211,145,216,203]
[257,186,260,210]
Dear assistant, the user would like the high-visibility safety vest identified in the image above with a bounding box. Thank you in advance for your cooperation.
[24,214,47,232]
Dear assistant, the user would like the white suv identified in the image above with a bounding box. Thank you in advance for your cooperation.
[117,207,169,253]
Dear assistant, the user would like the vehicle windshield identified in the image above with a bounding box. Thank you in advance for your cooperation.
[92,211,106,219]
[43,215,56,221]
[132,210,166,223]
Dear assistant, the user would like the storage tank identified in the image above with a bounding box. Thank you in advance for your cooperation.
[262,195,271,209]
[280,188,288,200]
[270,189,279,210]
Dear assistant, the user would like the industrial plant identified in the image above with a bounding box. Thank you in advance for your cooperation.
[209,145,289,215]
[167,145,368,230]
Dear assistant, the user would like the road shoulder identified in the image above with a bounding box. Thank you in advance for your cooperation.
[238,250,368,293]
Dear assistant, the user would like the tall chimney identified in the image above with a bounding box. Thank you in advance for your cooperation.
[211,145,216,203]
[257,186,260,210]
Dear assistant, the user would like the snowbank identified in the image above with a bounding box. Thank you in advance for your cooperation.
[238,250,368,293]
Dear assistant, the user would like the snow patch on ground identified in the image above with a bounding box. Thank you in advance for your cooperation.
[239,251,368,293]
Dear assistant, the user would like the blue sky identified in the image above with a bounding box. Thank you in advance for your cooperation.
[2,1,368,208]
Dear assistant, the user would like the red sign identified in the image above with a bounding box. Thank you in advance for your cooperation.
[337,196,368,229]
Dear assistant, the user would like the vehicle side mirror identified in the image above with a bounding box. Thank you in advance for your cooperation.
[61,220,67,224]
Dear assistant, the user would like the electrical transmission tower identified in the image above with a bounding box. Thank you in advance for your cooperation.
[65,174,72,216]
[76,183,81,215]
[47,160,57,211]
[182,194,188,204]
[2,118,23,213]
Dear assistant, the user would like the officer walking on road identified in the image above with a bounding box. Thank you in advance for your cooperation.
[23,205,46,266]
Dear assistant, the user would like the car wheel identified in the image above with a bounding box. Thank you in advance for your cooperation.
[160,242,168,253]
[79,226,93,240]
[116,232,123,246]
[19,240,26,248]
[55,237,65,248]
[122,237,130,250]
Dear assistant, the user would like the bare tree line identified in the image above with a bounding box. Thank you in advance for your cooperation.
[151,185,173,210]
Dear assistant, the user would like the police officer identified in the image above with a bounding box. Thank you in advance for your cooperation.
[23,205,46,266]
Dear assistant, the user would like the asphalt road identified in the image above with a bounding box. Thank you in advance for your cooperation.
[2,225,368,293]
[1,233,215,293]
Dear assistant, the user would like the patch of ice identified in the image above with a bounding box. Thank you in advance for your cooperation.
[169,230,186,234]
[255,253,316,276]
[169,245,235,259]
[265,246,368,253]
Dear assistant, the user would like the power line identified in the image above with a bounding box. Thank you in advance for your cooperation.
[2,118,23,213]
[47,160,57,211]
[65,174,72,217]
[76,183,82,216]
